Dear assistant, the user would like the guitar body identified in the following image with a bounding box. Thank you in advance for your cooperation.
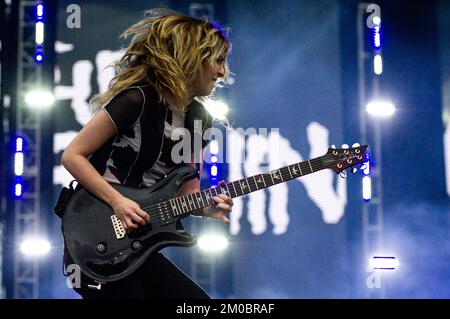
[62,166,199,283]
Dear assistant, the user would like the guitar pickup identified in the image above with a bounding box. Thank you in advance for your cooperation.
[111,215,126,239]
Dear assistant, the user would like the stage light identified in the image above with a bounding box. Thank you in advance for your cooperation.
[35,22,44,45]
[210,140,219,155]
[366,101,395,117]
[362,176,371,201]
[210,165,218,177]
[372,16,381,26]
[204,100,229,120]
[369,256,399,270]
[35,51,44,62]
[374,54,383,75]
[15,183,23,197]
[198,233,229,253]
[24,89,55,108]
[211,155,218,163]
[20,238,51,257]
[362,158,371,176]
[36,3,44,20]
[14,153,24,176]
[16,137,23,152]
[374,26,381,49]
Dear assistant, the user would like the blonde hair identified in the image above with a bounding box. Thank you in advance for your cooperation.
[90,8,232,113]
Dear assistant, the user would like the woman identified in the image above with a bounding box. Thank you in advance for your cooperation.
[61,8,233,299]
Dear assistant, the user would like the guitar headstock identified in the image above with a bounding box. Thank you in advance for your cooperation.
[322,144,369,174]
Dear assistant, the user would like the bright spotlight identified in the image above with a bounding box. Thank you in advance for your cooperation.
[24,89,55,108]
[204,100,229,120]
[15,183,23,197]
[36,3,44,20]
[366,101,396,117]
[35,22,44,45]
[372,16,381,26]
[374,54,383,75]
[369,256,399,270]
[20,238,51,257]
[14,152,24,176]
[197,233,229,253]
[362,176,372,201]
[209,140,219,155]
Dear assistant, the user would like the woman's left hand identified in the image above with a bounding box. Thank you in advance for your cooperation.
[203,180,233,224]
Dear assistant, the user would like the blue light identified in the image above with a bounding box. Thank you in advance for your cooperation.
[362,153,371,176]
[373,25,381,49]
[211,155,218,163]
[16,137,24,152]
[362,176,371,202]
[15,184,23,197]
[36,3,44,20]
[36,45,44,63]
[14,177,23,198]
[210,165,218,177]
[35,52,44,62]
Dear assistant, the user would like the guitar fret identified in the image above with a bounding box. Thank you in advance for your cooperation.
[175,197,184,214]
[231,181,238,197]
[170,199,179,216]
[287,166,293,179]
[180,197,188,212]
[207,189,214,205]
[195,193,203,207]
[259,174,267,187]
[173,197,179,215]
[279,169,284,181]
[219,185,229,196]
[308,160,313,173]
[245,178,252,192]
[201,191,208,206]
[188,194,196,211]
[252,176,259,190]
[236,181,244,195]
[183,196,190,211]
[297,163,303,176]
[225,184,232,197]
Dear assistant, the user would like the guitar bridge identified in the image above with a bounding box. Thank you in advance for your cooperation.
[111,215,126,239]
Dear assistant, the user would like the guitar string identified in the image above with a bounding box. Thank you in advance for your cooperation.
[138,152,362,222]
[139,155,327,213]
[126,153,365,227]
[139,151,360,213]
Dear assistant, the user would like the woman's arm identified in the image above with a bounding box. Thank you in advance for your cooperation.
[61,109,149,231]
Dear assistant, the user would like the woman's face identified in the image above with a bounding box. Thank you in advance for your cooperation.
[190,57,226,97]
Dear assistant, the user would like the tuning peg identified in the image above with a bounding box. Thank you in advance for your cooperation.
[341,144,349,149]
[352,143,361,148]
[339,171,347,179]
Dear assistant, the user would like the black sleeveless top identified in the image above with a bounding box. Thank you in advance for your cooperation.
[89,84,213,187]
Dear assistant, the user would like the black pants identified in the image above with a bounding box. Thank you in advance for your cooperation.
[72,252,210,299]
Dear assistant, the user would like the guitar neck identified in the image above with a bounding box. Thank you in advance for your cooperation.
[168,155,326,217]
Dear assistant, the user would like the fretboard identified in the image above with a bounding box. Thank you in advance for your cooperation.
[167,155,326,217]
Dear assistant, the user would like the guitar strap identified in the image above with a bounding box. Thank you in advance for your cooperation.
[53,179,80,219]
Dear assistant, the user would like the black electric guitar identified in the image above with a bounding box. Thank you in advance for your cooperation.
[62,145,368,283]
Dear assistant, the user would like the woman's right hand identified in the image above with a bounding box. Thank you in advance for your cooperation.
[110,195,150,232]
